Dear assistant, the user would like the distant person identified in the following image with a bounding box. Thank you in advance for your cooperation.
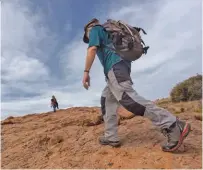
[50,95,59,112]
[82,18,191,152]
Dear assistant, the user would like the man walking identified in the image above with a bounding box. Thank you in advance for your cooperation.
[82,18,191,152]
[50,95,59,112]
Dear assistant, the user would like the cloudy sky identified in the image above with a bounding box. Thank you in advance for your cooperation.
[1,0,202,119]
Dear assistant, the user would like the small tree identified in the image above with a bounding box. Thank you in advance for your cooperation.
[170,74,202,102]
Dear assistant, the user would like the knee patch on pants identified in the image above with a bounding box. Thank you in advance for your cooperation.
[119,92,146,116]
[101,96,106,116]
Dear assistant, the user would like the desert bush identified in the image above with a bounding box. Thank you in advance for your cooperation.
[170,74,202,102]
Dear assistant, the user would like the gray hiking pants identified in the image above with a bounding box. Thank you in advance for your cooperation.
[101,61,176,141]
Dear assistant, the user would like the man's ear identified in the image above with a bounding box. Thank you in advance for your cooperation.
[86,27,93,38]
[86,30,90,38]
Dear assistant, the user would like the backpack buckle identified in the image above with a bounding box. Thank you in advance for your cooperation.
[143,46,149,54]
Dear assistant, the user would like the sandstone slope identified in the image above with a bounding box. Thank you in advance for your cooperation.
[1,99,202,169]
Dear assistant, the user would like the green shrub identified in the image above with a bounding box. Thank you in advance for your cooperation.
[170,74,202,102]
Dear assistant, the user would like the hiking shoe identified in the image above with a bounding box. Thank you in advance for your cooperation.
[161,119,191,152]
[99,136,121,147]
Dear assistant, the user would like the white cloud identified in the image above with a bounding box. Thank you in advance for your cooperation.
[2,53,49,82]
[1,0,54,119]
[1,0,50,82]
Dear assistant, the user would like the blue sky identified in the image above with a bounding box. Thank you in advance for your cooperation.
[1,0,202,119]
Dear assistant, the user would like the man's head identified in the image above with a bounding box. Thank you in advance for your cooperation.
[83,18,99,43]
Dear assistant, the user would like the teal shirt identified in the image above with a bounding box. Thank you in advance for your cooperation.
[88,25,131,76]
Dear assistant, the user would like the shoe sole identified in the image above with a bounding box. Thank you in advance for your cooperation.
[163,123,191,152]
[99,141,121,147]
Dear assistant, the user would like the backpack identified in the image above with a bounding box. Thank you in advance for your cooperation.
[99,19,149,61]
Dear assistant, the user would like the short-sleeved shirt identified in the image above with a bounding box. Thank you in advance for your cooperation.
[88,25,131,76]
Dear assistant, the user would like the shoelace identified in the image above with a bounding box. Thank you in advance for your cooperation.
[161,129,172,142]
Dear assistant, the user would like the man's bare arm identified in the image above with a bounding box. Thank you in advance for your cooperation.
[84,46,97,72]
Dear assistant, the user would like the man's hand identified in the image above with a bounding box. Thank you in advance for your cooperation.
[83,72,90,90]
[82,46,97,90]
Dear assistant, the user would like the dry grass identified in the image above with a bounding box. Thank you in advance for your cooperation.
[156,99,202,113]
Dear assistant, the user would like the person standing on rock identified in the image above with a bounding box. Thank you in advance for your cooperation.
[82,18,191,152]
[50,95,59,112]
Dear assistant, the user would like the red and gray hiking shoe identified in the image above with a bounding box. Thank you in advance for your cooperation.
[161,119,191,152]
[99,136,121,147]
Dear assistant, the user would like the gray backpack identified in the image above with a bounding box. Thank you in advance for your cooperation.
[100,19,149,61]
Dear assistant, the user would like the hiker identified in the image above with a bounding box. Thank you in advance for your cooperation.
[50,95,59,112]
[82,18,191,152]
